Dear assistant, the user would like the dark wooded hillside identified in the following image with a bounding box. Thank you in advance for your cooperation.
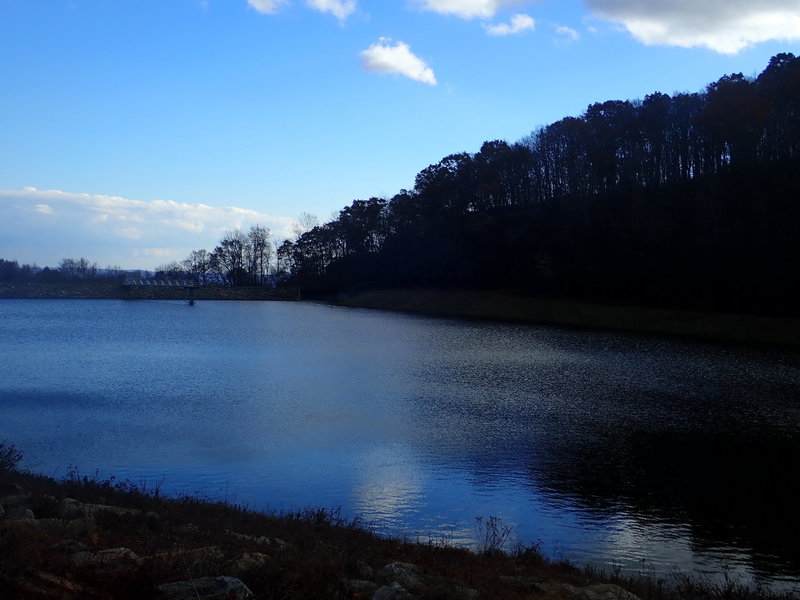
[280,53,800,316]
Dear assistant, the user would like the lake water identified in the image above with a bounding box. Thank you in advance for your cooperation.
[1,299,798,591]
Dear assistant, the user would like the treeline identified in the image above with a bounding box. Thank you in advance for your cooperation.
[0,257,128,284]
[156,225,274,287]
[1,226,277,287]
[280,53,800,315]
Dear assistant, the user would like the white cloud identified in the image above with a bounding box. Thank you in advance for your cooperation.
[555,25,580,42]
[116,227,144,240]
[583,0,800,54]
[361,38,437,85]
[485,13,535,35]
[415,0,526,20]
[0,187,296,269]
[133,248,174,258]
[248,0,357,20]
[306,0,356,20]
[247,0,289,14]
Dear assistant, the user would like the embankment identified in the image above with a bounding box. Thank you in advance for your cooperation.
[338,289,800,349]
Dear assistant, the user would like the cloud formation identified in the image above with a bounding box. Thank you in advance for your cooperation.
[415,0,523,20]
[307,0,356,20]
[555,25,580,42]
[584,0,800,53]
[248,0,356,19]
[247,0,288,14]
[0,187,296,269]
[485,13,535,36]
[361,38,437,85]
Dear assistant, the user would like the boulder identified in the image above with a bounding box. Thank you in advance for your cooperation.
[56,498,84,519]
[455,586,480,600]
[0,492,32,509]
[72,547,143,572]
[145,546,225,573]
[373,582,414,600]
[5,506,35,520]
[158,576,254,600]
[52,540,89,554]
[16,570,93,600]
[376,562,424,592]
[32,494,60,518]
[225,552,271,577]
[354,559,374,580]
[225,529,273,545]
[65,517,98,537]
[344,578,379,597]
[56,497,143,520]
[83,503,142,518]
[572,583,642,600]
[13,517,66,537]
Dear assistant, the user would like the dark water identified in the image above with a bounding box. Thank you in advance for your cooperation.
[1,299,798,590]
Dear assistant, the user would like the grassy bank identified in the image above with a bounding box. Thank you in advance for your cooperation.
[338,289,800,349]
[1,443,796,600]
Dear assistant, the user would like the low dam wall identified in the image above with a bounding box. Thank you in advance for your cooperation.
[0,283,293,301]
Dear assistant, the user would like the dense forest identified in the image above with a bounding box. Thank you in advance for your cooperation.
[279,53,800,315]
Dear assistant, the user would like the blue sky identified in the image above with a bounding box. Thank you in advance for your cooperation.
[1,0,798,269]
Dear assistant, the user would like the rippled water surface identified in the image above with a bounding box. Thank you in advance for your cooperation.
[1,299,798,590]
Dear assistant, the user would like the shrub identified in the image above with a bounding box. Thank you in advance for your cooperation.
[0,441,22,472]
[474,516,514,556]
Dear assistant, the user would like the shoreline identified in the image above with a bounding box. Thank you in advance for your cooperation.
[337,289,800,349]
[0,461,640,600]
[1,456,793,600]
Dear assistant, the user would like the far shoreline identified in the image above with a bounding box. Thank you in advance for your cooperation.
[2,282,798,349]
[336,288,800,350]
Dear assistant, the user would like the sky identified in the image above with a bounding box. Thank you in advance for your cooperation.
[1,0,798,270]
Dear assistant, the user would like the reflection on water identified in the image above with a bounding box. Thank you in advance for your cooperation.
[353,443,424,531]
[0,299,798,591]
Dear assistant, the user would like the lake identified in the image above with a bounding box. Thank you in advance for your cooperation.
[1,298,798,591]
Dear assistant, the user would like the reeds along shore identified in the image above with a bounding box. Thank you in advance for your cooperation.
[0,443,796,600]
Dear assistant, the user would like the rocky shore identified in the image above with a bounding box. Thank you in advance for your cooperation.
[0,462,665,600]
